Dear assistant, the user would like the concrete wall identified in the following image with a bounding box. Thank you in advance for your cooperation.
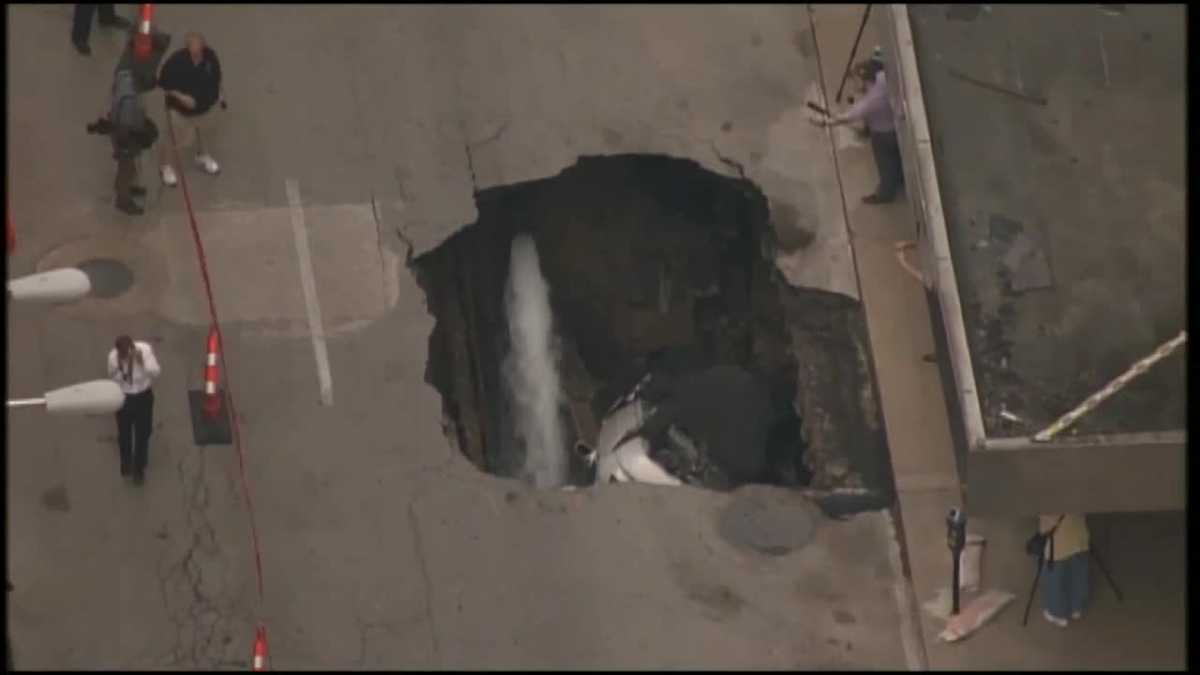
[970,433,1185,515]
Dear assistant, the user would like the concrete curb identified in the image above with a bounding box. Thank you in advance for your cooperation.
[884,509,930,671]
[883,4,986,451]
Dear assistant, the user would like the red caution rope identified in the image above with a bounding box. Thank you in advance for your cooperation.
[164,101,267,605]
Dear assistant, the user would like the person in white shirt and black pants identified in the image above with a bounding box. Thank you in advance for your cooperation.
[107,335,161,485]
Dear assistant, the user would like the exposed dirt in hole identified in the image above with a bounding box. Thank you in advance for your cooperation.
[414,155,891,499]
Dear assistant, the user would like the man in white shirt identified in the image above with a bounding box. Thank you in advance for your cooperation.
[107,335,162,485]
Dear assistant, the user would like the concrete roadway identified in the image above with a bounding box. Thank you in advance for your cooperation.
[8,4,917,669]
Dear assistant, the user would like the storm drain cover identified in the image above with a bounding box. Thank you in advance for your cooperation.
[716,488,818,556]
[76,258,134,299]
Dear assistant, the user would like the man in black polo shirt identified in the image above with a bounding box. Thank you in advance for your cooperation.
[157,32,224,187]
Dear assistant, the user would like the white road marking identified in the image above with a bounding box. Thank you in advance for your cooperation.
[1011,45,1024,94]
[285,178,334,406]
[1098,30,1111,87]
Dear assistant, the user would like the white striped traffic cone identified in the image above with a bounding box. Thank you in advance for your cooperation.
[251,625,268,671]
[202,326,222,419]
[132,4,155,62]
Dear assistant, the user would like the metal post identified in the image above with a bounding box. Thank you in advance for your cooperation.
[6,398,46,409]
[946,508,966,615]
[835,4,873,103]
[952,553,961,614]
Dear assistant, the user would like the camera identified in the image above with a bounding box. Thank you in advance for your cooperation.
[85,117,114,136]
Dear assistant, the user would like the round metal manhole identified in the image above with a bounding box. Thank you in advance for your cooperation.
[716,490,818,556]
[76,258,135,299]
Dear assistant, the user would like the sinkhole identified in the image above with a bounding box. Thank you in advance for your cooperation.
[415,154,891,501]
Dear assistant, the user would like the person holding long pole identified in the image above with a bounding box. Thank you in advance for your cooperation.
[107,335,161,485]
[818,50,904,205]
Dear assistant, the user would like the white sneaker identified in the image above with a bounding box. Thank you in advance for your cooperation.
[195,154,220,175]
[1043,610,1068,628]
[1070,611,1083,620]
[160,165,178,187]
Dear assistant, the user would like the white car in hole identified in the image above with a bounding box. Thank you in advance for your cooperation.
[576,378,683,487]
[576,367,889,520]
[574,365,796,491]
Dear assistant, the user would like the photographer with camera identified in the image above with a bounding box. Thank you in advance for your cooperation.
[88,65,158,215]
[1034,514,1091,627]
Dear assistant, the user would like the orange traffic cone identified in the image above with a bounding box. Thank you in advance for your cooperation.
[252,624,268,671]
[202,326,222,419]
[132,4,155,62]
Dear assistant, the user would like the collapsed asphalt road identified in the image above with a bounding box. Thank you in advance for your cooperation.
[417,154,894,508]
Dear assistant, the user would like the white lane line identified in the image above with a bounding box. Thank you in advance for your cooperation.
[285,178,334,406]
[1011,43,1024,94]
[1098,30,1111,87]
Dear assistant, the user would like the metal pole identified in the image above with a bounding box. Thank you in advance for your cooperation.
[1021,559,1043,626]
[946,507,965,616]
[5,579,11,671]
[6,398,46,408]
[951,551,961,615]
[835,4,873,103]
[1089,549,1124,603]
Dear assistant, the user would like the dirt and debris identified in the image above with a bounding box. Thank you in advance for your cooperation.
[958,214,1185,437]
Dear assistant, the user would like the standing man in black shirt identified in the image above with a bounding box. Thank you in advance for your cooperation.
[157,32,224,187]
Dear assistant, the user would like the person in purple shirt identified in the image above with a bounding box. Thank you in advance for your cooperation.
[824,53,904,204]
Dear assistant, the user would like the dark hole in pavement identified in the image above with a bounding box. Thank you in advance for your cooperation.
[76,258,134,299]
[416,155,889,499]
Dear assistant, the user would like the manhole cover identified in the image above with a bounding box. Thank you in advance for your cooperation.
[716,490,817,556]
[76,258,134,299]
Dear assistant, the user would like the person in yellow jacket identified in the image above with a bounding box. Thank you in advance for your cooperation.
[1038,514,1090,627]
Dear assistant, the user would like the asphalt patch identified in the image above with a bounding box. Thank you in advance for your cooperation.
[716,488,817,556]
[76,257,134,299]
[40,484,71,512]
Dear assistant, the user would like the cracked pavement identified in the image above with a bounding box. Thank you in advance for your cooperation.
[8,4,914,668]
[153,435,248,669]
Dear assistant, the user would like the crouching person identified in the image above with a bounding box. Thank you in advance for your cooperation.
[110,67,159,215]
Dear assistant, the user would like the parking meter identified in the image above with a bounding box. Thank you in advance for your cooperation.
[947,507,967,614]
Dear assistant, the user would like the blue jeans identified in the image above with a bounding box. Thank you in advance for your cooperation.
[1041,551,1090,618]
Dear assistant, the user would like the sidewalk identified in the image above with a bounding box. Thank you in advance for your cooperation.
[811,5,1185,670]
